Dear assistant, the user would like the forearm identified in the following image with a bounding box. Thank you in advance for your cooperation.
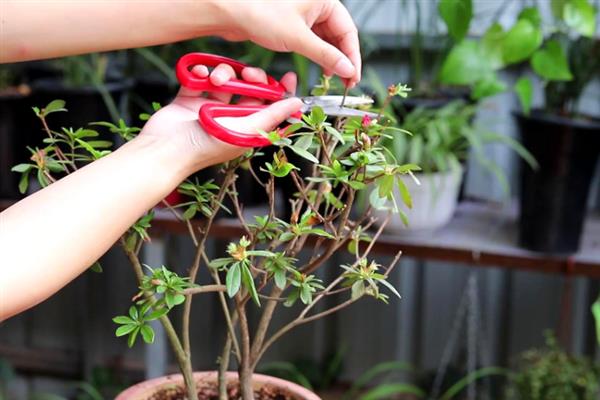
[0,135,195,319]
[0,0,223,63]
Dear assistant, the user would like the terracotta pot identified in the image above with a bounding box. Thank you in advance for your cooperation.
[116,371,321,400]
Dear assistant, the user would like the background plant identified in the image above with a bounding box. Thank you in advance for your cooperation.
[507,332,600,400]
[438,0,599,115]
[13,80,416,399]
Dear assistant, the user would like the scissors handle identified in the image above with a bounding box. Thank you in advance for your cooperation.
[176,53,287,102]
[199,103,302,148]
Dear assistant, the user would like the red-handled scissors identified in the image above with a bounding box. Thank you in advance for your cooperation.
[176,53,376,148]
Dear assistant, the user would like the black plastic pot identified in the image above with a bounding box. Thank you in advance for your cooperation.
[515,110,600,253]
[0,92,33,198]
[30,79,133,133]
[130,77,177,121]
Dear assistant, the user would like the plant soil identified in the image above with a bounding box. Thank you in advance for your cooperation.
[148,382,300,400]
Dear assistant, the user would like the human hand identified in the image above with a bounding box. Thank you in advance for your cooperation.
[212,0,361,86]
[139,63,301,178]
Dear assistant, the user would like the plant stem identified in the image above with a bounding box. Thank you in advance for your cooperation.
[119,237,197,400]
[39,115,75,173]
[236,296,254,400]
[250,286,283,364]
[218,334,233,400]
[182,285,226,295]
[206,253,241,362]
[182,170,234,358]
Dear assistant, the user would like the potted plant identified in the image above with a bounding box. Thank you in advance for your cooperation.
[13,80,415,399]
[438,0,599,252]
[30,53,132,130]
[371,98,536,233]
[510,2,600,253]
[506,332,600,400]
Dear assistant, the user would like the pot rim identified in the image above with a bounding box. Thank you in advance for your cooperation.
[116,371,321,400]
[512,108,600,130]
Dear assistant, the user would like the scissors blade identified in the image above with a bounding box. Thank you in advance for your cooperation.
[321,107,379,119]
[300,95,374,108]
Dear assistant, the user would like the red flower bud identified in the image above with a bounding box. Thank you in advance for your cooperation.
[361,114,372,129]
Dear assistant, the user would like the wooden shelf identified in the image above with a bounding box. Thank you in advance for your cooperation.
[150,201,600,278]
[3,199,598,277]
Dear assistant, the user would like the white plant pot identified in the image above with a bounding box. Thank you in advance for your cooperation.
[373,166,464,234]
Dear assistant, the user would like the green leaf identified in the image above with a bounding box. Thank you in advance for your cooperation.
[288,145,319,164]
[310,106,326,126]
[563,0,596,37]
[439,40,490,85]
[274,270,287,290]
[324,125,345,144]
[377,175,394,198]
[284,290,300,307]
[182,205,197,220]
[351,281,366,301]
[518,7,542,27]
[300,285,312,304]
[440,367,508,400]
[481,23,506,69]
[396,177,412,209]
[306,228,334,239]
[471,75,507,100]
[127,327,140,348]
[11,163,32,173]
[378,279,402,300]
[551,0,568,18]
[18,170,30,194]
[128,305,138,320]
[398,210,409,227]
[531,40,574,81]
[140,324,155,344]
[349,361,415,397]
[84,140,113,148]
[19,171,30,194]
[501,19,543,64]
[241,264,260,306]
[280,231,295,242]
[115,324,137,337]
[592,297,600,345]
[294,134,313,151]
[514,77,534,115]
[146,307,169,321]
[438,0,473,42]
[112,316,134,325]
[43,99,67,116]
[90,262,103,273]
[359,383,425,400]
[226,263,241,298]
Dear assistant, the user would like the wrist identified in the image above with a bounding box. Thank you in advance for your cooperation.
[128,134,201,190]
[181,0,227,37]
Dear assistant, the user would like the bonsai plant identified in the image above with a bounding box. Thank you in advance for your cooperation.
[13,81,415,399]
[438,0,599,252]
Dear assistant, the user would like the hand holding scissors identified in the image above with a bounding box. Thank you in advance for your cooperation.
[176,53,376,148]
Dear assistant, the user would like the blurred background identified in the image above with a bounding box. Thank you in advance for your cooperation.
[1,1,599,399]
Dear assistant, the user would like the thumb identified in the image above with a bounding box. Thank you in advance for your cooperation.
[230,98,303,134]
[292,27,356,79]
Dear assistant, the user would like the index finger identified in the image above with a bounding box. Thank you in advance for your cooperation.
[325,2,361,85]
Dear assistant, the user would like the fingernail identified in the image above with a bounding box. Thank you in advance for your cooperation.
[334,57,355,78]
